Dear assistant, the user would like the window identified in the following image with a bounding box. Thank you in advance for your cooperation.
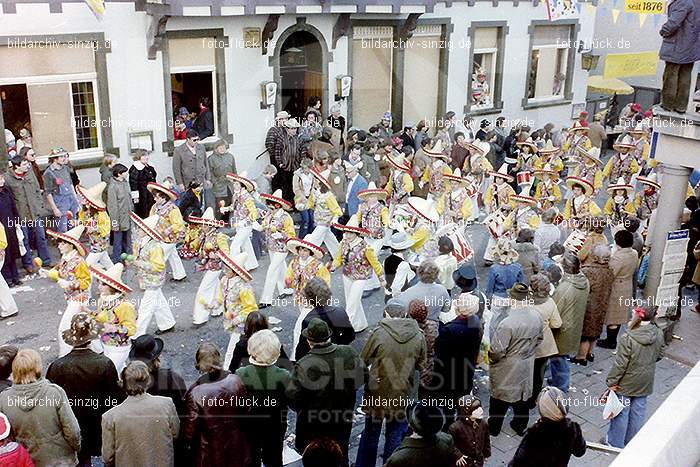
[351,26,394,130]
[467,26,505,113]
[72,82,99,150]
[528,25,572,100]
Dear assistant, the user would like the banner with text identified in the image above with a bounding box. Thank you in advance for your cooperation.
[604,51,659,78]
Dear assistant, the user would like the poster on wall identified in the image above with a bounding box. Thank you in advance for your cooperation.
[625,0,665,14]
[545,0,578,21]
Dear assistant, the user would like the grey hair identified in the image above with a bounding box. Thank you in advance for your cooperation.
[418,260,440,284]
[122,360,152,396]
[541,208,558,224]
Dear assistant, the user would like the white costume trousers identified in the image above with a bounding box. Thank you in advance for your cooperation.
[0,259,18,318]
[103,345,131,374]
[162,242,187,280]
[230,226,258,270]
[223,329,243,370]
[192,270,222,324]
[365,237,384,290]
[343,275,368,332]
[484,236,497,262]
[134,288,176,337]
[260,251,288,304]
[307,225,339,259]
[58,300,103,357]
[291,305,313,361]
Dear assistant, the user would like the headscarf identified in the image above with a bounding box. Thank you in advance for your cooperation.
[537,386,568,421]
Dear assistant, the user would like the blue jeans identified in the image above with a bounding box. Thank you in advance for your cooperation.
[111,230,132,264]
[355,413,408,467]
[53,193,80,233]
[299,209,315,239]
[21,224,51,267]
[607,395,647,448]
[548,355,571,394]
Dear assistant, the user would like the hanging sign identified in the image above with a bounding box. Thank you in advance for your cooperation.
[625,0,665,14]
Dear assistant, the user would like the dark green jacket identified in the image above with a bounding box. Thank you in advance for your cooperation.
[236,364,291,428]
[385,432,459,467]
[607,324,664,397]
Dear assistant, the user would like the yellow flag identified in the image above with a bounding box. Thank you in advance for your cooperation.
[585,3,597,14]
[612,8,621,23]
[639,13,648,26]
[84,0,105,18]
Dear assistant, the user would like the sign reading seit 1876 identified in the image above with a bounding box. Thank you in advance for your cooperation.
[625,0,665,14]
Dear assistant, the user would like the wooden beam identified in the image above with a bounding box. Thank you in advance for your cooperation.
[147,14,169,60]
[332,13,351,49]
[262,14,281,55]
[398,13,422,41]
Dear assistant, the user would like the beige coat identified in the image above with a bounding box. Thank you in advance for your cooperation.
[606,247,638,325]
[533,297,563,358]
[692,242,700,284]
[101,393,180,467]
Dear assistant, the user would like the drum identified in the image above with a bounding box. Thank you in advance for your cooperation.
[516,171,533,187]
[435,223,474,264]
[563,229,587,253]
[485,210,509,239]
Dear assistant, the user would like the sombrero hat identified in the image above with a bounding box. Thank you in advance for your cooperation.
[637,172,660,190]
[260,189,293,210]
[187,207,225,228]
[311,168,332,191]
[577,146,602,166]
[467,140,490,156]
[424,140,448,159]
[407,196,439,223]
[47,224,87,256]
[227,171,255,192]
[510,185,537,206]
[286,235,325,259]
[387,231,415,250]
[534,163,559,178]
[387,151,410,171]
[358,182,388,201]
[613,134,636,151]
[76,182,107,211]
[566,176,595,197]
[516,137,538,153]
[629,122,647,135]
[333,214,370,236]
[538,140,560,155]
[488,164,515,182]
[569,121,589,133]
[130,213,164,242]
[444,168,471,184]
[218,251,253,281]
[606,176,634,194]
[147,181,178,201]
[489,237,519,264]
[89,263,132,294]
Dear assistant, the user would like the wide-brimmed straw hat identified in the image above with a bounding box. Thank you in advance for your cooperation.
[47,224,87,256]
[147,181,178,201]
[566,176,595,197]
[227,171,256,192]
[510,189,537,206]
[606,176,634,194]
[358,182,388,201]
[444,168,471,184]
[76,182,107,211]
[569,121,589,133]
[260,189,293,210]
[629,122,648,135]
[62,313,99,347]
[130,213,165,242]
[538,140,560,155]
[407,197,439,223]
[577,146,602,166]
[275,111,291,120]
[637,173,660,190]
[387,151,410,171]
[488,164,515,183]
[424,140,448,159]
[534,163,559,178]
[387,231,415,250]
[286,235,325,258]
[89,263,133,294]
[613,134,636,151]
[333,214,370,236]
[311,168,332,191]
[218,251,253,281]
[489,237,519,264]
[466,139,487,155]
[187,207,225,228]
[516,137,538,153]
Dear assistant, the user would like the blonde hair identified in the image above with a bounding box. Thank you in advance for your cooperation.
[248,330,281,366]
[12,349,42,385]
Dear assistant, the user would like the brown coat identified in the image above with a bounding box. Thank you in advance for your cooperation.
[606,248,638,325]
[581,263,614,339]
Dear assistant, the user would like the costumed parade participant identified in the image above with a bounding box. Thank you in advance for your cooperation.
[147,181,187,281]
[604,177,636,226]
[383,231,416,300]
[465,140,493,221]
[356,182,390,292]
[189,207,230,325]
[629,122,654,176]
[222,171,259,270]
[562,121,591,165]
[331,215,386,332]
[285,235,330,360]
[399,196,440,262]
[43,225,92,356]
[563,177,601,224]
[385,150,414,209]
[535,140,564,174]
[603,135,640,185]
[572,146,604,193]
[217,251,258,369]
[306,169,343,259]
[88,263,136,372]
[0,223,18,319]
[76,181,113,271]
[438,169,475,225]
[258,189,295,308]
[635,173,660,222]
[534,164,562,212]
[510,186,541,233]
[483,165,516,215]
[130,213,176,337]
[421,140,453,201]
[514,137,539,194]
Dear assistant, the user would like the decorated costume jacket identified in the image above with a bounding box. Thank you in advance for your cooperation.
[92,294,137,346]
[133,235,166,289]
[285,256,331,305]
[333,237,383,281]
[78,210,111,253]
[263,209,296,253]
[309,190,343,226]
[218,275,258,332]
[357,201,389,240]
[150,201,186,244]
[54,250,91,302]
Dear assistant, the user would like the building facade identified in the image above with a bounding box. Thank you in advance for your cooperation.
[0,0,595,183]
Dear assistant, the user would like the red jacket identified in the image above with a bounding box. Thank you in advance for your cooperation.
[0,442,34,467]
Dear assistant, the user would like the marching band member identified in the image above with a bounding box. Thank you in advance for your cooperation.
[535,140,564,174]
[258,189,296,308]
[223,171,259,270]
[572,146,604,193]
[147,181,187,281]
[130,213,176,337]
[509,186,541,233]
[88,263,136,372]
[534,164,562,212]
[332,215,385,332]
[563,177,602,223]
[76,182,113,270]
[402,197,439,259]
[44,225,92,356]
[483,165,516,214]
[421,140,453,200]
[306,169,343,259]
[465,140,493,220]
[357,182,390,292]
[385,150,414,208]
[285,236,330,360]
[562,121,591,163]
[217,251,258,369]
[603,135,640,185]
[604,177,636,226]
[635,173,660,222]
[189,207,229,325]
[383,231,416,300]
[515,137,539,183]
[438,169,474,225]
[483,203,515,266]
[629,122,654,175]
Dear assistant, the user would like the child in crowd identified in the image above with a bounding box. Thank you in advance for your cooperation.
[449,396,491,467]
[434,236,458,290]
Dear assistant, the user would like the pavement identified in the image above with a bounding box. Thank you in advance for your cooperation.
[3,219,697,467]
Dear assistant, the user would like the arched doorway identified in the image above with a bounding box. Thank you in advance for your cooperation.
[277,29,325,119]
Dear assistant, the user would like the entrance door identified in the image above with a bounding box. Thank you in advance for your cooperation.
[279,31,323,119]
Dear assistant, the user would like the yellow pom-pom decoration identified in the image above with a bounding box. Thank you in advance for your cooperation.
[199,297,207,305]
[48,270,60,281]
[33,257,43,268]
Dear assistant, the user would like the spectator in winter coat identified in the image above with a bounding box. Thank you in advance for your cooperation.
[0,173,21,287]
[193,97,215,139]
[514,228,540,284]
[449,396,491,467]
[107,164,134,264]
[0,412,33,467]
[128,149,157,219]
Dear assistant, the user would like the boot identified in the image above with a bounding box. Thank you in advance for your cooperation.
[597,326,619,349]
